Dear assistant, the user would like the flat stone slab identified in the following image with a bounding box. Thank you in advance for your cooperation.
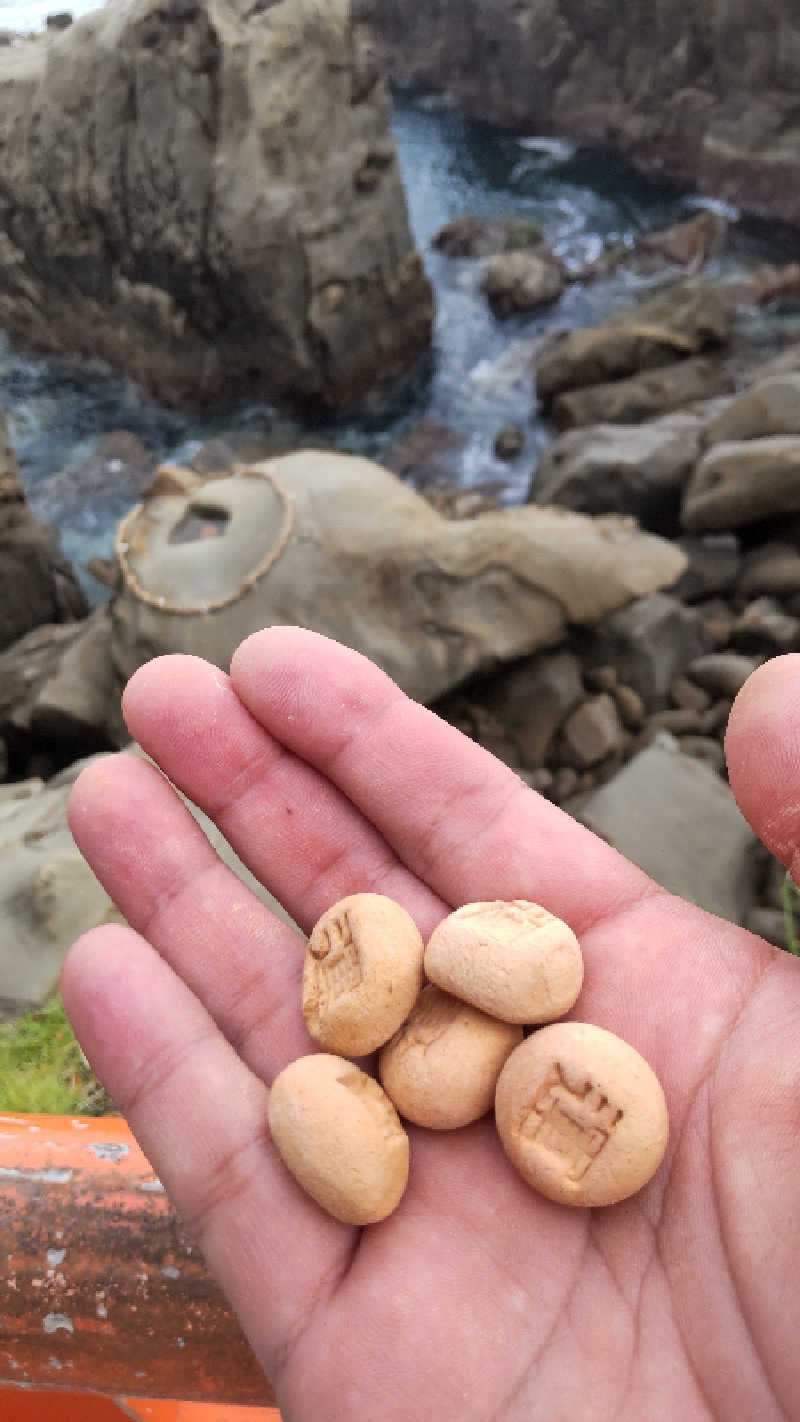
[567,741,757,924]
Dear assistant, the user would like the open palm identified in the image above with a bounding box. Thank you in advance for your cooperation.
[62,629,800,1422]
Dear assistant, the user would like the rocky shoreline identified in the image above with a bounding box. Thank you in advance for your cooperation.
[3,7,800,1020]
[357,0,800,229]
[4,245,800,1013]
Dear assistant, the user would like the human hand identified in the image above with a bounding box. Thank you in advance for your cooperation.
[62,630,800,1421]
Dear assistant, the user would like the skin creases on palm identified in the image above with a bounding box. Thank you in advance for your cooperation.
[61,630,800,1422]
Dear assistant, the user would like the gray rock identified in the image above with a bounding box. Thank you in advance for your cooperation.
[383,418,469,489]
[532,413,702,533]
[0,749,297,1019]
[537,281,731,402]
[613,683,646,730]
[649,707,704,735]
[45,11,72,29]
[0,523,88,653]
[704,375,800,446]
[0,611,125,777]
[562,693,623,768]
[687,652,759,699]
[567,742,757,923]
[483,250,565,316]
[110,451,688,705]
[738,542,800,599]
[481,650,585,768]
[552,357,731,429]
[745,907,788,951]
[0,0,433,408]
[683,437,800,532]
[433,214,544,258]
[731,597,800,654]
[494,424,525,461]
[677,735,725,772]
[581,593,710,710]
[360,1,800,227]
[670,534,741,603]
[670,675,712,713]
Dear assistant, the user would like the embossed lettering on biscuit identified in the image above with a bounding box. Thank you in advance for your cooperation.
[302,893,425,1055]
[495,1023,668,1207]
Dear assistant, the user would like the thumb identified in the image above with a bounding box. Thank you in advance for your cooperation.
[725,653,800,878]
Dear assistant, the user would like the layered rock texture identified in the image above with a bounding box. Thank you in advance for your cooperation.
[0,405,87,652]
[0,0,433,406]
[360,0,800,223]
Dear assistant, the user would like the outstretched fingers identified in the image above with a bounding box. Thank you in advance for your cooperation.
[67,751,313,1083]
[229,626,656,936]
[119,654,446,938]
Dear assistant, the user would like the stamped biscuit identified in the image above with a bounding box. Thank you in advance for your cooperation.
[495,1022,669,1207]
[424,900,583,1024]
[268,1053,410,1224]
[379,985,523,1129]
[302,893,425,1055]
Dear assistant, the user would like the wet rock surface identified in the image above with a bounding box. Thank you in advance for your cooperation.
[0,0,433,408]
[360,0,800,225]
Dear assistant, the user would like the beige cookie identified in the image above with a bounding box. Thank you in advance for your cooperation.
[424,900,583,1024]
[268,1054,410,1225]
[379,985,523,1129]
[495,1023,669,1207]
[302,893,425,1055]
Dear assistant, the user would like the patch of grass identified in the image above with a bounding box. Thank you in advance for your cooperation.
[781,874,800,956]
[0,997,114,1115]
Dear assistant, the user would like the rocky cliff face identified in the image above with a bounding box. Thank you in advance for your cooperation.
[0,0,433,407]
[358,0,800,225]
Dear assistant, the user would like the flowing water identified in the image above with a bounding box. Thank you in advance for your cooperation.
[1,3,800,599]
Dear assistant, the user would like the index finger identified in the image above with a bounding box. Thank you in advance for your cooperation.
[230,627,656,935]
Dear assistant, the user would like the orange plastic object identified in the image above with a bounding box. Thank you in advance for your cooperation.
[0,1393,281,1421]
[0,1392,281,1421]
[0,1114,275,1407]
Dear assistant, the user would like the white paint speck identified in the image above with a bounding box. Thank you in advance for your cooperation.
[160,1266,181,1280]
[47,1249,66,1268]
[43,1313,74,1334]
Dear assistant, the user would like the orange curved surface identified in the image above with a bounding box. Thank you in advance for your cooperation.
[0,1114,278,1411]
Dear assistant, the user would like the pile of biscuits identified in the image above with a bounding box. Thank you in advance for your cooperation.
[267,894,669,1225]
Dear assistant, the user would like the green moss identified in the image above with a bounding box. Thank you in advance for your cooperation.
[0,997,114,1115]
[782,875,800,956]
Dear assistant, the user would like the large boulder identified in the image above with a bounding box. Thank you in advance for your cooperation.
[551,358,730,430]
[683,437,800,533]
[532,413,703,533]
[0,611,125,780]
[0,0,433,408]
[360,0,800,225]
[703,375,800,446]
[0,402,88,652]
[109,451,687,703]
[536,281,731,404]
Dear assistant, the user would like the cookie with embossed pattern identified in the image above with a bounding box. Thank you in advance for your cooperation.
[424,900,583,1025]
[302,893,424,1055]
